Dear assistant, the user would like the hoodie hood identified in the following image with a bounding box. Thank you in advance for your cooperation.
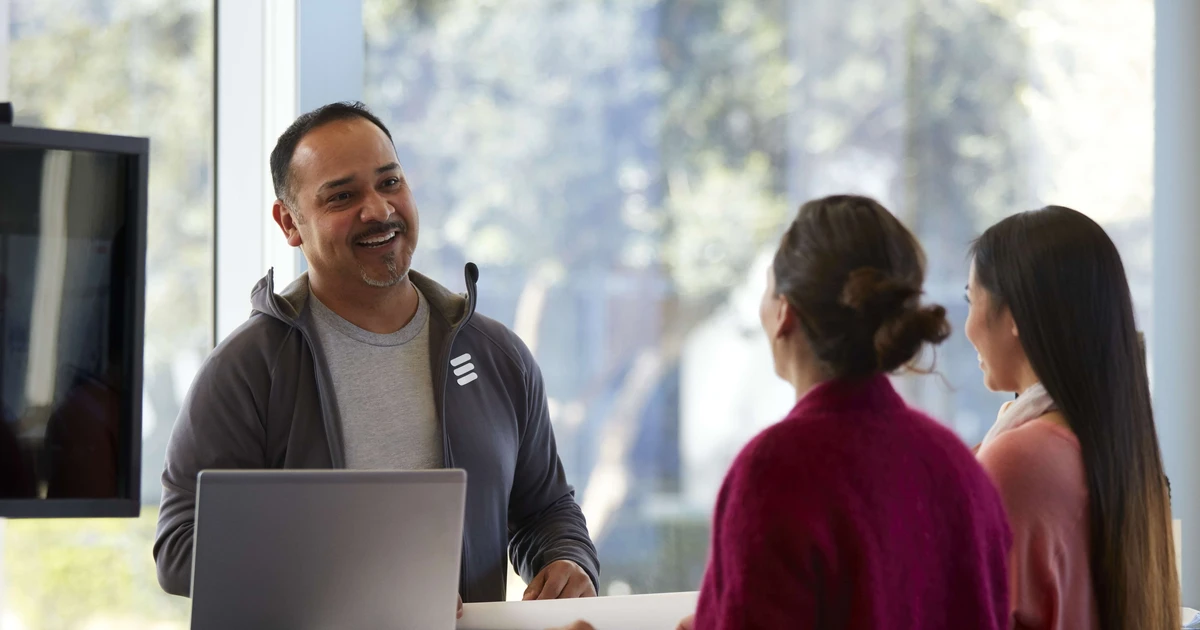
[249,263,479,330]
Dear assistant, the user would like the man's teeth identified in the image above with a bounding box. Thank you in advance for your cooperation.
[359,231,397,245]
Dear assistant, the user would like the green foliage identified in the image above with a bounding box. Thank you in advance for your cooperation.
[3,510,189,630]
[5,1,210,627]
[9,0,214,366]
[0,0,1152,612]
[361,0,1044,309]
[364,0,791,297]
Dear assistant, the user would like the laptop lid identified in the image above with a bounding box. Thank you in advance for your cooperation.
[189,469,466,630]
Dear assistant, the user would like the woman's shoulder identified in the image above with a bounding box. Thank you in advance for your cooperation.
[733,397,918,481]
[980,413,1080,465]
[736,414,817,466]
[726,410,843,484]
[977,414,1086,512]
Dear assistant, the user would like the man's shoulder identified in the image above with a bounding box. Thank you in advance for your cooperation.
[177,314,305,417]
[460,312,534,375]
[204,312,301,374]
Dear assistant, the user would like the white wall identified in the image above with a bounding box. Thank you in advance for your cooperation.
[1154,0,1200,606]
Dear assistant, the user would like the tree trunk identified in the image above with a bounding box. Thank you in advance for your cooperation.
[511,261,564,356]
[578,294,721,544]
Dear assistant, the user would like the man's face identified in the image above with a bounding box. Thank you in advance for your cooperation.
[274,117,419,290]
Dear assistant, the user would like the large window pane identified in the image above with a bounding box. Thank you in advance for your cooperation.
[364,0,1152,596]
[2,0,211,626]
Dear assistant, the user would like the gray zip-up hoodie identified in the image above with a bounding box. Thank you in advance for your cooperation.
[153,263,599,602]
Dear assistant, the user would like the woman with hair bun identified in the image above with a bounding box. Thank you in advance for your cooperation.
[554,195,1011,630]
[685,195,1011,629]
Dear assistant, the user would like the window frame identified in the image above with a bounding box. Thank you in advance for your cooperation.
[214,0,363,343]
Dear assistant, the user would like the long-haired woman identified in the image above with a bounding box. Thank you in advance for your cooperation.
[967,205,1179,630]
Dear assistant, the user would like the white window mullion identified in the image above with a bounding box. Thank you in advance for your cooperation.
[0,0,9,101]
[1,0,12,616]
[215,0,364,343]
[261,0,300,291]
[1154,0,1200,604]
[215,0,298,343]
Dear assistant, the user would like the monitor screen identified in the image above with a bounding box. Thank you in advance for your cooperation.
[0,125,147,517]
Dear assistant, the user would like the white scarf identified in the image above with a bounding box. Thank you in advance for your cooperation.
[981,382,1057,448]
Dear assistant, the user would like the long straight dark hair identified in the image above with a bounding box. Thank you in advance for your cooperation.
[972,206,1178,630]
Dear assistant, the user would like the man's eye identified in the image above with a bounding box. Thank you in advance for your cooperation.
[383,178,400,188]
[330,192,352,203]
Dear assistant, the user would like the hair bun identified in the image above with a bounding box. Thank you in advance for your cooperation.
[839,268,919,317]
[873,304,952,372]
[838,267,950,372]
[772,195,949,379]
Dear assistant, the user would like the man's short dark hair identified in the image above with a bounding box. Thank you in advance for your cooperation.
[269,101,394,205]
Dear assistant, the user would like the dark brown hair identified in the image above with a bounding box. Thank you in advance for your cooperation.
[971,206,1179,630]
[270,101,394,204]
[772,195,950,379]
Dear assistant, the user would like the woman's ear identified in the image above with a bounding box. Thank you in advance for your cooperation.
[775,299,798,339]
[1005,307,1019,339]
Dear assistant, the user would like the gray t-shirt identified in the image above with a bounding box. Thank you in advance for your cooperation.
[308,289,442,470]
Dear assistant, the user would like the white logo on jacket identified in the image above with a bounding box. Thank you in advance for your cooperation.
[451,353,477,386]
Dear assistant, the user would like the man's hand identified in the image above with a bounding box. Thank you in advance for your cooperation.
[457,594,463,619]
[523,559,596,600]
[546,623,594,630]
[676,613,695,630]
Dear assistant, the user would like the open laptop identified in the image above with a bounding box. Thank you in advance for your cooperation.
[189,469,467,630]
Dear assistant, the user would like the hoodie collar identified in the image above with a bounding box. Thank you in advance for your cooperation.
[249,263,479,330]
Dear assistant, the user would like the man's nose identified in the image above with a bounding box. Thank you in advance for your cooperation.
[360,191,394,223]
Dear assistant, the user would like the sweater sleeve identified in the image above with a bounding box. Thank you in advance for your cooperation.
[694,431,824,630]
[978,422,1088,630]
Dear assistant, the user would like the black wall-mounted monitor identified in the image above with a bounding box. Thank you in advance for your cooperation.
[0,121,148,518]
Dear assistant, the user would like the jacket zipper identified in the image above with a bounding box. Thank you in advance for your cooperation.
[268,266,480,596]
[441,263,479,601]
[299,326,344,468]
[266,269,344,468]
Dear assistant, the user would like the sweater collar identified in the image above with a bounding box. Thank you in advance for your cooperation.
[788,373,906,419]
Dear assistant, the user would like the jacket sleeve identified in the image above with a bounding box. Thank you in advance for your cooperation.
[506,338,600,590]
[153,336,272,596]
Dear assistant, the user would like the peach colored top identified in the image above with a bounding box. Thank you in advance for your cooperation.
[976,418,1099,630]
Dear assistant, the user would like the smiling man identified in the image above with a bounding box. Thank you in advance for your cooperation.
[153,102,599,606]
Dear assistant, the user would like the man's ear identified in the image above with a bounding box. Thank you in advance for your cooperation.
[273,200,303,247]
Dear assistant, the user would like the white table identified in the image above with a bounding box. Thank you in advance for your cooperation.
[458,592,698,630]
